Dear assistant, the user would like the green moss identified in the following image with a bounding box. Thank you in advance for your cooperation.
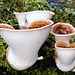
[0,0,75,75]
[58,0,75,9]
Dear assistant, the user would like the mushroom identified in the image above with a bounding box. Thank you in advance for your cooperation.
[0,20,54,70]
[54,42,75,72]
[51,23,75,45]
[14,11,55,29]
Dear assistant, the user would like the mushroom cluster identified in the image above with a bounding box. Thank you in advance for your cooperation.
[0,10,75,72]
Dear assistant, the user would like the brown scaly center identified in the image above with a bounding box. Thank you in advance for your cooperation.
[29,20,51,29]
[56,42,75,48]
[53,24,74,34]
[0,24,15,30]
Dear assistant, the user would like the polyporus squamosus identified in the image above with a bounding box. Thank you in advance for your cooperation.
[0,20,54,70]
[54,42,75,72]
[51,23,75,45]
[14,11,55,29]
[51,23,74,34]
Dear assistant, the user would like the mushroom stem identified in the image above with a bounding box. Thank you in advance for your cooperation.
[38,56,43,60]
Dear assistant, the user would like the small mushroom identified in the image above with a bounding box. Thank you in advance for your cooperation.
[51,23,75,45]
[55,42,75,72]
[52,23,74,34]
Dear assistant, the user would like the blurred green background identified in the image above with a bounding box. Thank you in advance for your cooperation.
[0,0,75,75]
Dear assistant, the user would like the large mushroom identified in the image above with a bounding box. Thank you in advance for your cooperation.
[0,20,54,70]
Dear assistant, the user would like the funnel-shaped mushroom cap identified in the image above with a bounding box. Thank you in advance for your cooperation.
[14,11,55,29]
[26,11,55,24]
[0,20,54,70]
[54,42,75,72]
[51,23,75,45]
[51,23,75,35]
